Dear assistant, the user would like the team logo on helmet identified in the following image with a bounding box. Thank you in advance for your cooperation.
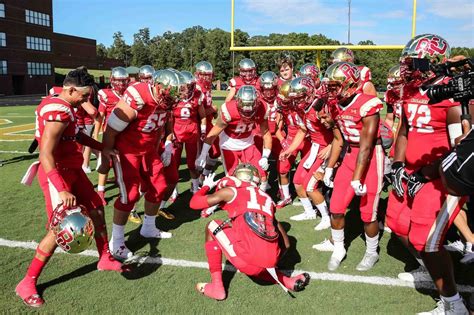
[331,47,355,63]
[324,62,361,100]
[139,65,155,83]
[239,58,257,84]
[236,85,258,120]
[50,205,95,254]
[299,63,321,85]
[110,67,130,94]
[233,163,261,186]
[289,77,316,113]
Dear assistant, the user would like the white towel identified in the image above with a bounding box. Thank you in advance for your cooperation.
[303,143,320,169]
[21,161,40,186]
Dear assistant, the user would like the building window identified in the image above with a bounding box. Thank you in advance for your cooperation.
[0,32,5,47]
[0,4,5,18]
[26,36,51,51]
[0,60,7,74]
[27,62,52,76]
[25,9,50,27]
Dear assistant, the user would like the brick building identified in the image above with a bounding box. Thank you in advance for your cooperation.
[0,0,122,96]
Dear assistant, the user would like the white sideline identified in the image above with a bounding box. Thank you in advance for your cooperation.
[0,237,472,293]
[0,150,36,154]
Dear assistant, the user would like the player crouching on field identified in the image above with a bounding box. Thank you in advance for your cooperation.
[17,68,122,308]
[189,163,310,300]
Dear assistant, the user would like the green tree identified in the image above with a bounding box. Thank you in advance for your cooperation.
[131,28,152,66]
[108,32,132,66]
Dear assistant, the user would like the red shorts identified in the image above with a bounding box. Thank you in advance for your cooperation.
[386,179,466,252]
[174,122,199,143]
[220,144,266,177]
[293,143,327,191]
[37,165,103,224]
[277,139,311,174]
[113,151,170,212]
[173,140,199,172]
[330,145,385,223]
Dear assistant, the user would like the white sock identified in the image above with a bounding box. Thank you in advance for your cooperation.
[97,185,105,192]
[143,214,157,229]
[191,178,200,191]
[331,228,345,252]
[281,184,290,199]
[441,293,461,303]
[160,200,167,209]
[315,201,329,217]
[260,180,269,191]
[365,233,379,254]
[300,197,314,213]
[112,224,125,244]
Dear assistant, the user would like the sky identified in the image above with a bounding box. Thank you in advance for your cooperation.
[53,0,473,48]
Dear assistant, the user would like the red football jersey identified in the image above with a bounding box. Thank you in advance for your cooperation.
[35,96,83,168]
[173,90,202,142]
[115,82,167,154]
[259,98,279,134]
[332,93,383,144]
[98,88,122,122]
[281,108,304,140]
[220,99,268,140]
[384,89,402,119]
[49,86,63,96]
[302,106,334,146]
[401,78,459,170]
[229,76,258,92]
[50,86,96,125]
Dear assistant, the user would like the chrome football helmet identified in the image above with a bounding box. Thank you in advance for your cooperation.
[259,71,278,101]
[239,58,257,84]
[153,68,186,109]
[236,85,258,120]
[331,47,355,63]
[387,65,402,90]
[277,81,292,111]
[138,65,155,83]
[233,163,261,186]
[50,205,94,254]
[289,77,316,113]
[180,70,196,99]
[324,62,360,101]
[399,34,451,85]
[110,67,130,94]
[195,61,214,89]
[299,63,321,86]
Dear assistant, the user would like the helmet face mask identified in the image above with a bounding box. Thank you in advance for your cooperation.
[153,69,186,110]
[324,62,360,102]
[110,67,130,94]
[180,70,196,100]
[259,71,278,102]
[195,61,214,89]
[387,65,403,91]
[236,85,258,120]
[289,77,316,113]
[239,58,257,84]
[139,65,155,83]
[233,163,261,186]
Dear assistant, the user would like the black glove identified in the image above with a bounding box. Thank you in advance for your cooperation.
[391,161,408,197]
[407,169,429,198]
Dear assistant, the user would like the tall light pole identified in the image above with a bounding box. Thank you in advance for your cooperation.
[348,0,351,44]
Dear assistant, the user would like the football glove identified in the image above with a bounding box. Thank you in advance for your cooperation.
[202,173,218,190]
[323,167,334,188]
[391,161,408,197]
[350,180,367,196]
[407,169,429,198]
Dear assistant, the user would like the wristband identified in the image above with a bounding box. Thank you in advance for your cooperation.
[200,125,207,135]
[107,111,129,132]
[262,148,271,159]
[189,186,210,209]
[164,140,173,152]
[46,169,68,192]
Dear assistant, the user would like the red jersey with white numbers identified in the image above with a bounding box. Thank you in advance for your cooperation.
[282,108,305,140]
[401,78,459,170]
[221,183,280,268]
[50,86,95,126]
[301,106,334,146]
[98,88,122,122]
[384,88,402,119]
[331,93,383,145]
[35,96,83,168]
[173,90,202,142]
[229,76,258,92]
[115,82,167,155]
[259,97,279,134]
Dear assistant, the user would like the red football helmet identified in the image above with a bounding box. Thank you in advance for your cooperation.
[195,61,214,89]
[239,58,257,84]
[288,77,316,113]
[324,62,361,101]
[110,67,130,95]
[399,34,451,86]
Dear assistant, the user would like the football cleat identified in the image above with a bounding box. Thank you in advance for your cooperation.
[444,240,465,253]
[356,252,379,271]
[287,273,311,292]
[276,197,292,209]
[140,226,172,239]
[97,251,123,272]
[290,211,316,221]
[157,208,175,220]
[128,209,142,224]
[314,216,331,231]
[15,277,44,308]
[312,239,335,252]
[397,265,432,283]
[109,241,133,261]
[417,298,469,315]
[196,282,226,301]
[328,249,346,271]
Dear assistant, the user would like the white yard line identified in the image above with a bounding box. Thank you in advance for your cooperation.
[0,150,36,154]
[0,238,472,293]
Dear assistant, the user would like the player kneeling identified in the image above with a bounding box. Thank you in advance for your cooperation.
[189,164,310,300]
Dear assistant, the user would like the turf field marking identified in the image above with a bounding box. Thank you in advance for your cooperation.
[0,150,36,154]
[0,119,13,125]
[0,237,472,293]
[0,123,36,141]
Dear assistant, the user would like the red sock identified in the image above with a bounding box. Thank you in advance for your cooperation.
[26,248,52,282]
[205,240,222,276]
[95,234,109,257]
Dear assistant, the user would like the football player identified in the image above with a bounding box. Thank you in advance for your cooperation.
[138,65,155,83]
[316,62,385,271]
[189,164,310,300]
[384,65,403,132]
[279,77,336,231]
[225,58,258,102]
[196,85,272,190]
[16,69,122,307]
[98,69,184,260]
[385,34,469,314]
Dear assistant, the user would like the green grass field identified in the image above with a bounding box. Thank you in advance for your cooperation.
[0,100,472,314]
